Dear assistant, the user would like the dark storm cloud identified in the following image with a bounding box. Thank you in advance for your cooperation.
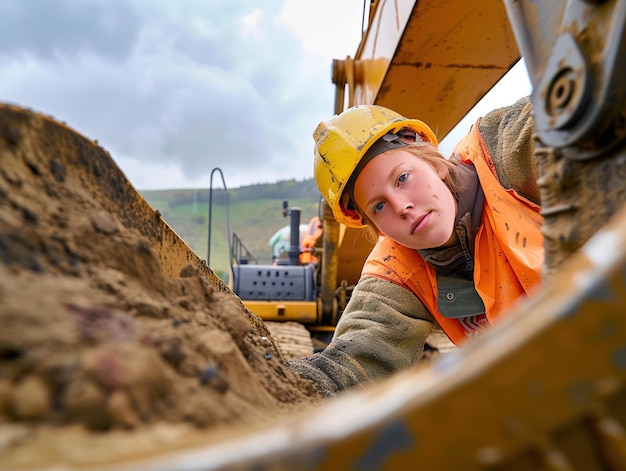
[0,0,336,188]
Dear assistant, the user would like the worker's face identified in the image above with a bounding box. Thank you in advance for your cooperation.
[353,148,457,250]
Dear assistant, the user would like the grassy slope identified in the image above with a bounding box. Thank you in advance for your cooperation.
[141,190,320,280]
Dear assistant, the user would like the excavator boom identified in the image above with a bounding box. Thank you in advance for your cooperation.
[335,0,520,137]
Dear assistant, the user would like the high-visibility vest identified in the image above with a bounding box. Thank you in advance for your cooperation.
[362,120,544,345]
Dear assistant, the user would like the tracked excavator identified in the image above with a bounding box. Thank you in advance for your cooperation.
[1,0,626,469]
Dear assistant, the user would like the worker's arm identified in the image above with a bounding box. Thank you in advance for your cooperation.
[478,95,540,204]
[287,276,435,394]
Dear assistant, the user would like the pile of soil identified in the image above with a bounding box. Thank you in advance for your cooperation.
[0,105,323,469]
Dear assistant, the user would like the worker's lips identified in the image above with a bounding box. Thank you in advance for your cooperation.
[411,212,431,235]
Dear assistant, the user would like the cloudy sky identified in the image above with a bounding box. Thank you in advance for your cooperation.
[0,0,530,190]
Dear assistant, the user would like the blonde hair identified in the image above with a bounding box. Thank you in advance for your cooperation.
[349,142,464,242]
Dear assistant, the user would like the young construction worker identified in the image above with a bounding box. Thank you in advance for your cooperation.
[288,97,544,394]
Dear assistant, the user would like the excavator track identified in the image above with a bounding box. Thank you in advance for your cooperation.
[265,321,315,360]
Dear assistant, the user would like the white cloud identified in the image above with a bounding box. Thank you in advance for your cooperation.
[278,0,366,57]
[241,10,265,39]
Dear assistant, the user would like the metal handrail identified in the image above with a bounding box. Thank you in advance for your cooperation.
[231,232,258,265]
[207,168,233,277]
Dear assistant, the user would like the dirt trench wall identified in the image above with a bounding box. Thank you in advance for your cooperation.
[0,104,322,468]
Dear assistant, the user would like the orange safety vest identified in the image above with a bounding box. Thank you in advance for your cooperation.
[362,120,544,345]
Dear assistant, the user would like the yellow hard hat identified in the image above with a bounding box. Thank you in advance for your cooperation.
[313,104,438,228]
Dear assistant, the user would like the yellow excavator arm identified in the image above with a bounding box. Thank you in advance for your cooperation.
[333,0,520,136]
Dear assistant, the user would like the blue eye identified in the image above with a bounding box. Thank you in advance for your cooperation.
[398,173,408,183]
[374,202,385,213]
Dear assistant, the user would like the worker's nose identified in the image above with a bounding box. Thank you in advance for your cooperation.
[400,202,414,217]
[392,198,413,217]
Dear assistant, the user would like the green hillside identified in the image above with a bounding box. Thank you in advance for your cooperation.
[140,178,321,281]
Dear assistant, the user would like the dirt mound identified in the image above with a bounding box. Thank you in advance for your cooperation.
[0,104,322,468]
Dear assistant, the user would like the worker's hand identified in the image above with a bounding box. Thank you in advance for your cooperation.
[286,347,370,396]
[287,358,338,397]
